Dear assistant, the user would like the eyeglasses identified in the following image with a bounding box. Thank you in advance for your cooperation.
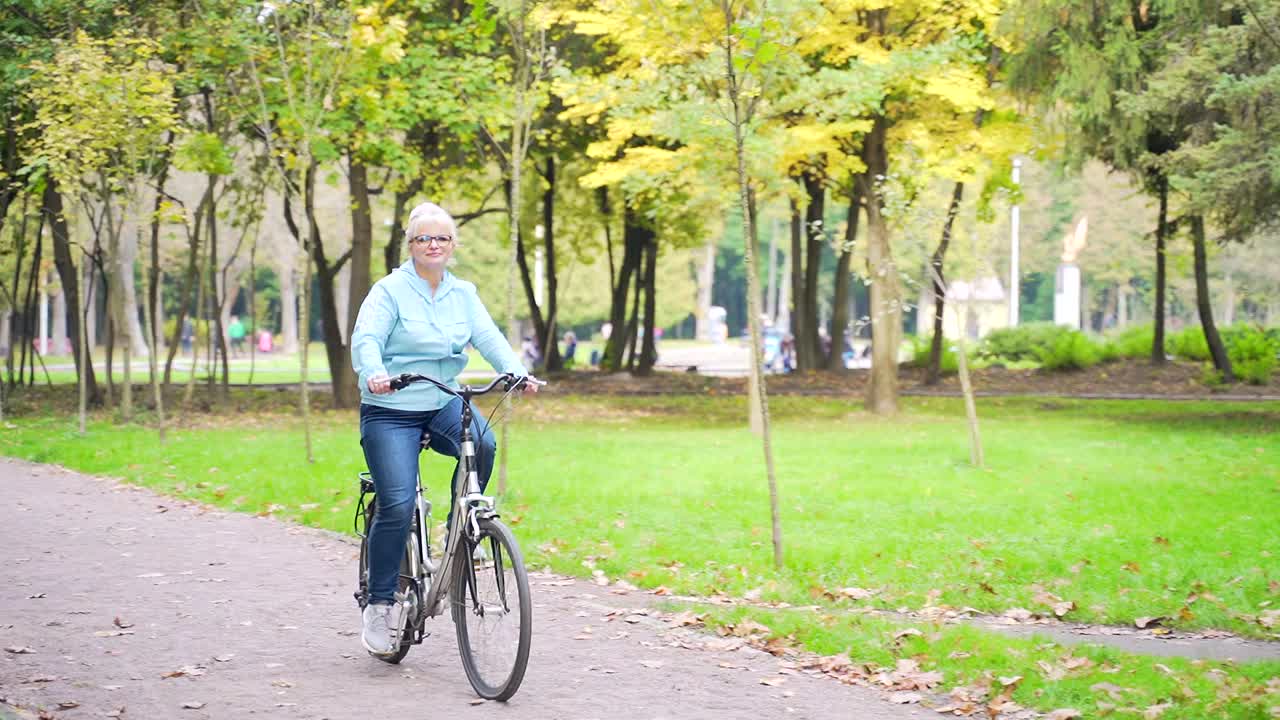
[409,234,454,247]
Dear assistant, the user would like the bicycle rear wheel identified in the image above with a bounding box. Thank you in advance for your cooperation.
[451,517,532,701]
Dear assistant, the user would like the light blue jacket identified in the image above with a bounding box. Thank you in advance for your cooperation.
[350,262,526,411]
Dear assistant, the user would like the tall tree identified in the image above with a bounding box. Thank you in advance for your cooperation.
[25,30,180,421]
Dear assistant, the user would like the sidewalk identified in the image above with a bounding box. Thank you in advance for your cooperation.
[0,459,919,720]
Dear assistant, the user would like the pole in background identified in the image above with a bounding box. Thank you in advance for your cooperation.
[1009,157,1022,327]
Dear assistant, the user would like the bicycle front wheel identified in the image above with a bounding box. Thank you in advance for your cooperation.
[451,517,532,701]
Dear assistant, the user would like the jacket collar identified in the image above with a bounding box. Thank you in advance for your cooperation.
[397,260,454,302]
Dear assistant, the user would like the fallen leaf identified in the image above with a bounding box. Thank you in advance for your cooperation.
[638,660,664,669]
[57,701,79,710]
[1134,616,1167,629]
[24,675,58,684]
[213,654,235,663]
[113,617,134,629]
[95,630,135,637]
[1143,703,1172,719]
[5,646,35,654]
[1090,681,1128,701]
[893,628,923,640]
[888,691,922,704]
[162,665,206,679]
[106,706,126,718]
[181,702,205,710]
[1047,710,1083,720]
[1122,561,1141,573]
[668,611,704,627]
[469,699,486,705]
[271,679,294,688]
[1153,536,1170,546]
[759,676,787,686]
[837,587,876,600]
[28,592,47,599]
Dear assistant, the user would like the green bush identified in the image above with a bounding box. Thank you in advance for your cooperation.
[1102,325,1156,361]
[1222,325,1277,385]
[979,323,1076,363]
[1035,329,1101,371]
[1168,327,1210,361]
[908,335,958,375]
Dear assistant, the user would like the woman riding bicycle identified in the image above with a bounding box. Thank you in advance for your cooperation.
[350,201,537,656]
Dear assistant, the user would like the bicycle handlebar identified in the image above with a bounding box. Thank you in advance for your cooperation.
[388,372,546,396]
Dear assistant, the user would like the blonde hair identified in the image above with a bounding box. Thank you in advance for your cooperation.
[404,202,459,244]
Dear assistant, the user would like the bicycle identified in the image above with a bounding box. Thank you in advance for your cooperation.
[353,372,541,701]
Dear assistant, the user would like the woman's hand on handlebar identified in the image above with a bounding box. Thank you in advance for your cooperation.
[367,372,393,395]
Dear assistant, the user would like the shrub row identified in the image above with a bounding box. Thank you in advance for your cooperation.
[953,322,1280,383]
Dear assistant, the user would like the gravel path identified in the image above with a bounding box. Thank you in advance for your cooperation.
[0,459,921,720]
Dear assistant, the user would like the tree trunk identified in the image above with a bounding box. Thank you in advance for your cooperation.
[203,176,231,397]
[20,209,46,387]
[45,179,99,403]
[602,207,645,371]
[624,258,642,371]
[541,156,561,372]
[514,226,547,369]
[1190,215,1233,382]
[801,170,824,369]
[788,197,804,363]
[6,197,28,389]
[348,154,374,344]
[926,182,964,385]
[302,162,360,409]
[1152,176,1168,364]
[119,225,148,359]
[826,182,861,370]
[859,115,901,415]
[723,22,782,568]
[280,263,298,354]
[636,230,658,375]
[149,140,172,439]
[164,186,207,385]
[102,187,134,418]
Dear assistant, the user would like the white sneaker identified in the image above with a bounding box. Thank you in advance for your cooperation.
[361,602,401,655]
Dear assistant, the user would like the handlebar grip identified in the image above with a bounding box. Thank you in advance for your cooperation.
[389,373,413,391]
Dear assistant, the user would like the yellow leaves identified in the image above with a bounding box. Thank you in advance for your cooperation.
[564,10,613,37]
[23,28,179,186]
[776,121,871,175]
[580,145,688,188]
[920,65,992,114]
[350,5,406,64]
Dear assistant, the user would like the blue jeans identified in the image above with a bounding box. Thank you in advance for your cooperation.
[359,399,496,605]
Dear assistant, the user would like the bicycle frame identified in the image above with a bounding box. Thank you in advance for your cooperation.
[357,373,536,641]
[417,389,497,619]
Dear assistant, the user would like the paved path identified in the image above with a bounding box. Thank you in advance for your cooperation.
[0,459,921,720]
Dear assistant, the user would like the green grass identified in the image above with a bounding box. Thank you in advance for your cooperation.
[23,338,613,385]
[1,395,1277,716]
[690,603,1280,718]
